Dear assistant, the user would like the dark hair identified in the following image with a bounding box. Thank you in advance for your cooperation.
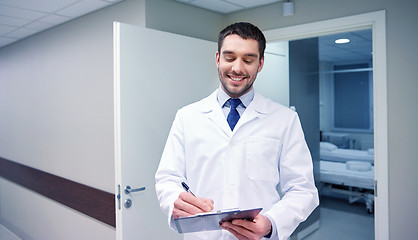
[218,22,266,61]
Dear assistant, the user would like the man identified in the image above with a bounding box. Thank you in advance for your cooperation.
[155,22,318,240]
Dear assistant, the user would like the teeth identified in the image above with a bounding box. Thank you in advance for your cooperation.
[231,77,244,81]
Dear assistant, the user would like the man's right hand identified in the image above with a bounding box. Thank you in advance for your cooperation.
[172,192,214,219]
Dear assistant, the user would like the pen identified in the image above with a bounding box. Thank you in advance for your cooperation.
[181,181,196,197]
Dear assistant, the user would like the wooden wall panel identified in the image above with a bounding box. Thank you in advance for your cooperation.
[0,157,115,227]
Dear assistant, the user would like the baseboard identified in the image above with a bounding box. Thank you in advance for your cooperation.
[0,216,32,240]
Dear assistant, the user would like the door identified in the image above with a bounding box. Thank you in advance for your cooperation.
[113,22,218,239]
[289,38,321,239]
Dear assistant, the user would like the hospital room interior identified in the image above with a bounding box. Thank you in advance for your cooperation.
[256,28,375,239]
[1,0,417,240]
[308,29,375,240]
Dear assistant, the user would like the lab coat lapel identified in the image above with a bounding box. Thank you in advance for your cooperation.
[199,90,232,137]
[235,92,269,130]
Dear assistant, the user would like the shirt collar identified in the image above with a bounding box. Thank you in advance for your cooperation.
[217,84,254,108]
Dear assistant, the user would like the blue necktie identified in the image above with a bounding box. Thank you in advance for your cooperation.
[227,98,242,131]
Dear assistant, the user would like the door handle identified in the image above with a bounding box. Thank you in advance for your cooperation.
[124,185,146,194]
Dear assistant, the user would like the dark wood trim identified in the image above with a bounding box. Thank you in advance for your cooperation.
[0,157,115,227]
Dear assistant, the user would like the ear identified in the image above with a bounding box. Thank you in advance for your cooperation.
[257,57,265,72]
[215,51,220,67]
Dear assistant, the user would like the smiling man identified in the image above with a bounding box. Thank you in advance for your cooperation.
[155,22,319,240]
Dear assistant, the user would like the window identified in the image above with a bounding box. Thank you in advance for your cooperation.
[333,63,373,131]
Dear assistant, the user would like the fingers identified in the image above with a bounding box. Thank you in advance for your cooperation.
[172,192,214,219]
[181,192,213,212]
[220,214,272,240]
[172,207,192,219]
[202,198,214,210]
[221,221,254,240]
[221,224,249,240]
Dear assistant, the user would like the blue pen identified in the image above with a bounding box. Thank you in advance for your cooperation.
[181,181,196,197]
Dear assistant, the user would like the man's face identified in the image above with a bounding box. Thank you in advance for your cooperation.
[216,34,264,98]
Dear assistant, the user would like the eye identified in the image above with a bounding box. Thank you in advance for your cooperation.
[224,57,235,62]
[243,58,256,64]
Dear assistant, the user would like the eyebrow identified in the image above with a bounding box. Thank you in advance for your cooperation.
[222,50,258,58]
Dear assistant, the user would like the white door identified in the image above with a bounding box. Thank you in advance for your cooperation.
[113,22,218,240]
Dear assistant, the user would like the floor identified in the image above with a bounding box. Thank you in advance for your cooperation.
[304,196,375,240]
[0,224,21,240]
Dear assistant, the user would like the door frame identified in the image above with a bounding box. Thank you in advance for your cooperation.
[263,10,388,240]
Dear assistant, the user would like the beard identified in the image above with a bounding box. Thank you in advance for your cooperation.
[218,68,259,98]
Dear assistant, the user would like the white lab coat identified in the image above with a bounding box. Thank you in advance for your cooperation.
[155,90,318,240]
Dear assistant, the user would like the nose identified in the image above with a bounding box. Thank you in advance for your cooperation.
[231,59,245,74]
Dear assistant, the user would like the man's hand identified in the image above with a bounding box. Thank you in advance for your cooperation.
[172,192,214,219]
[220,214,272,240]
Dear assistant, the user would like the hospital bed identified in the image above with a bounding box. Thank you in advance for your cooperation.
[319,142,375,213]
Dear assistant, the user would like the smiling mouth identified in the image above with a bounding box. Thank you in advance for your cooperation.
[229,75,246,82]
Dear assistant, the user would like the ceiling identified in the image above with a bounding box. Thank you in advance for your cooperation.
[0,0,372,64]
[318,29,372,63]
[0,0,123,49]
[0,0,282,49]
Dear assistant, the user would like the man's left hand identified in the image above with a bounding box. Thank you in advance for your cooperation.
[220,214,272,240]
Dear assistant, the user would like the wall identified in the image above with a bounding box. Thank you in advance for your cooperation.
[255,41,290,107]
[0,0,146,239]
[319,62,374,150]
[224,0,418,239]
[145,0,223,42]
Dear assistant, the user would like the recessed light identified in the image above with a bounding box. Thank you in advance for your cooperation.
[335,38,350,44]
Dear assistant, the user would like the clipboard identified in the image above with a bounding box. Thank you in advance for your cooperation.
[174,208,262,233]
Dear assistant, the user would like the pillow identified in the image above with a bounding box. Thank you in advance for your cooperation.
[320,142,338,151]
[346,161,372,171]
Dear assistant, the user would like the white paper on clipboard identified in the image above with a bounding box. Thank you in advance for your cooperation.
[174,208,262,233]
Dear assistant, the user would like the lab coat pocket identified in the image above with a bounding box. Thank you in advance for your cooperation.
[246,137,281,181]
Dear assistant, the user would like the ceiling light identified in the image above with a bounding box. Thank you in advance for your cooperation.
[283,1,294,16]
[335,38,350,44]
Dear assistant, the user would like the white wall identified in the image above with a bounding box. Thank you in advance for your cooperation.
[0,0,146,239]
[145,0,223,42]
[255,41,290,107]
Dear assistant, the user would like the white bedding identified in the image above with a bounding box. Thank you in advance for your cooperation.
[320,160,374,190]
[320,142,374,164]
